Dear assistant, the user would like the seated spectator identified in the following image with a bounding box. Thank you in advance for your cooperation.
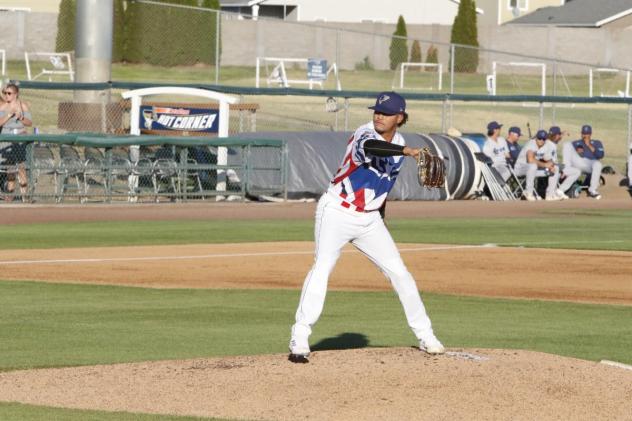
[0,83,32,200]
[505,126,522,167]
[563,124,604,200]
[482,121,511,181]
[513,129,562,201]
[548,126,579,199]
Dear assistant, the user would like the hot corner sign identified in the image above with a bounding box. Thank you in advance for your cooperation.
[140,105,219,134]
[121,87,239,137]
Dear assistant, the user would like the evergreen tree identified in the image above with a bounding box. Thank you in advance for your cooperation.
[389,15,408,71]
[426,45,439,65]
[124,0,221,66]
[410,40,422,67]
[55,0,76,52]
[450,0,479,73]
[112,0,125,62]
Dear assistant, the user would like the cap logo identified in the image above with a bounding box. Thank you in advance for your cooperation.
[378,94,390,104]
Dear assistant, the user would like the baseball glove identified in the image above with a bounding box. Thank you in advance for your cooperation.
[417,147,446,188]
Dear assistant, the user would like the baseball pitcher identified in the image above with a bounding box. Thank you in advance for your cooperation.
[288,91,445,363]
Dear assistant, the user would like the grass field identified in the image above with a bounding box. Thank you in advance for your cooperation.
[1,211,631,419]
[1,210,632,251]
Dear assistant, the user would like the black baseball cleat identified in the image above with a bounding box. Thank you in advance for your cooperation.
[288,353,309,364]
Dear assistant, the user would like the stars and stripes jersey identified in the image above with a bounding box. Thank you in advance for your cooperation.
[328,122,405,212]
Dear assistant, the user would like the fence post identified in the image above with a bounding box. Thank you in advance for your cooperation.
[552,60,557,124]
[282,141,288,201]
[105,148,113,203]
[627,103,632,150]
[26,142,34,202]
[344,97,349,131]
[215,10,220,85]
[441,97,448,133]
[336,29,341,73]
[539,102,544,128]
[450,44,456,94]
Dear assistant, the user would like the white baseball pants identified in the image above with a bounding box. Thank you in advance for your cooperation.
[291,193,436,343]
[559,166,581,192]
[563,142,603,193]
[513,162,560,197]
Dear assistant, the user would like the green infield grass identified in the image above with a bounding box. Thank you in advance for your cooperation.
[1,209,631,251]
[0,402,227,421]
[1,281,631,373]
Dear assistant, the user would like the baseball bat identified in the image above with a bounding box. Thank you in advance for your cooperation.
[526,122,532,139]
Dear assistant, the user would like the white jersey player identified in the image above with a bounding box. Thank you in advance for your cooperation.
[513,129,562,201]
[482,121,511,181]
[548,126,579,199]
[288,91,445,363]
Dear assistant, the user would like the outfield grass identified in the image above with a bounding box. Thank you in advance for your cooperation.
[1,210,631,251]
[1,281,631,373]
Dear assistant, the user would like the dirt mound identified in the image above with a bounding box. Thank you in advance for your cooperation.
[0,348,630,421]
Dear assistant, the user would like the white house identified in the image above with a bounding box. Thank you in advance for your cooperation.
[220,0,482,24]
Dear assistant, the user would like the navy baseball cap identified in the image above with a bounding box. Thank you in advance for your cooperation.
[487,121,502,131]
[369,91,406,115]
[549,126,561,136]
[581,124,592,134]
[536,129,548,140]
[508,126,521,136]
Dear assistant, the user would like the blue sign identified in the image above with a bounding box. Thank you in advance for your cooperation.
[307,58,327,81]
[140,105,219,133]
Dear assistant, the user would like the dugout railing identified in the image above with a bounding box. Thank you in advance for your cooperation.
[0,133,287,203]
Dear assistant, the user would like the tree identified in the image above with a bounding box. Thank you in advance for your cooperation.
[426,44,439,66]
[112,0,125,62]
[55,0,76,52]
[389,15,408,71]
[124,0,221,66]
[450,0,479,73]
[409,40,422,69]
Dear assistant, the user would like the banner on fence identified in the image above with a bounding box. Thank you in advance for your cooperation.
[140,105,219,134]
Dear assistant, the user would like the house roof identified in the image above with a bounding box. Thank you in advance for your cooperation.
[509,0,632,27]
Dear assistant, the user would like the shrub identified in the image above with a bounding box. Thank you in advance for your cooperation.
[354,56,374,71]
[55,0,75,53]
[124,0,221,66]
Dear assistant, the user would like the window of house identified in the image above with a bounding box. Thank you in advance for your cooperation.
[508,0,528,10]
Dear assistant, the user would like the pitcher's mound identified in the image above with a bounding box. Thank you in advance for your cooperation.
[0,348,630,420]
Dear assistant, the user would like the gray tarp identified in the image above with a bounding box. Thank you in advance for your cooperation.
[238,131,479,201]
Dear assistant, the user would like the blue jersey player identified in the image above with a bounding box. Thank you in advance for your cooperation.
[288,92,445,363]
